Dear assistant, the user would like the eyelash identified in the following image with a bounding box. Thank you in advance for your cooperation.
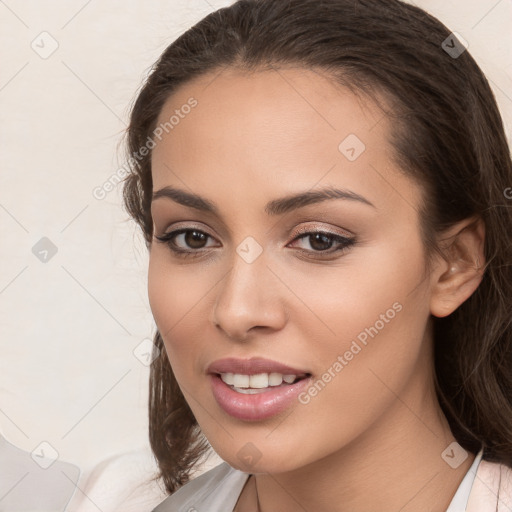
[154,226,356,259]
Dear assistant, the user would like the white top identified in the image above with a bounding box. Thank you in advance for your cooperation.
[446,447,483,511]
[152,447,485,512]
[0,434,169,512]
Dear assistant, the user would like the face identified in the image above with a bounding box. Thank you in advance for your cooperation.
[148,67,435,474]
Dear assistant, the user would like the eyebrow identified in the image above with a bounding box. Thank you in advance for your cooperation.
[152,185,376,216]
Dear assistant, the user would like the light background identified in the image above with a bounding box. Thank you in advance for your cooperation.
[0,0,511,486]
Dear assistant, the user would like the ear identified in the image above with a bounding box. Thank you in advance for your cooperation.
[429,215,486,318]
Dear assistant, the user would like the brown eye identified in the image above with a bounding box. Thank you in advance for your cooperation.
[307,232,335,251]
[183,230,208,249]
[154,228,217,257]
[154,226,356,260]
[288,230,356,256]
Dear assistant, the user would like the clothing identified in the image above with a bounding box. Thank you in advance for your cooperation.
[0,433,169,512]
[152,447,512,512]
[0,434,80,511]
[65,447,168,512]
[446,447,483,511]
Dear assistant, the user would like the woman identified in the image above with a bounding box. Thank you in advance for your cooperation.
[121,0,512,510]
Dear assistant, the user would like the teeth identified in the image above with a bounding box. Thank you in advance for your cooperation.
[249,373,269,388]
[222,373,234,386]
[233,374,250,388]
[220,372,300,388]
[268,372,283,386]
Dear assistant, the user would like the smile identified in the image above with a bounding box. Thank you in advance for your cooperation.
[219,372,308,393]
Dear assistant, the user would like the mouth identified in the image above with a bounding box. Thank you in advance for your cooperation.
[207,356,310,377]
[216,371,311,394]
[207,358,313,420]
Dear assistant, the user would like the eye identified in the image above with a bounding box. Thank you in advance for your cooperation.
[288,229,356,256]
[154,228,217,258]
[153,226,356,259]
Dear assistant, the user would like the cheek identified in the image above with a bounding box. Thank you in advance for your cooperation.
[147,249,209,327]
[285,237,430,408]
[147,252,216,378]
[286,237,425,338]
[285,261,428,458]
[148,256,177,334]
[148,255,190,361]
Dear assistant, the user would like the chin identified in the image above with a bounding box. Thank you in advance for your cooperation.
[218,446,306,475]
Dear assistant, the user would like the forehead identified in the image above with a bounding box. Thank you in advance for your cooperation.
[153,66,385,149]
[150,66,422,215]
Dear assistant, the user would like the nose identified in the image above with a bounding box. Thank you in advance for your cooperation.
[210,251,288,342]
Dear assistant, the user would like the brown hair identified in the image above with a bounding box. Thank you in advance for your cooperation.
[122,0,512,496]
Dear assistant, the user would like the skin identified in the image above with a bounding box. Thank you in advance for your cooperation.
[148,66,485,511]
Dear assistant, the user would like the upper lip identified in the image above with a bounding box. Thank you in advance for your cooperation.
[207,357,310,376]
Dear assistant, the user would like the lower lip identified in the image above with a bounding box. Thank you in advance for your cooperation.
[209,374,312,421]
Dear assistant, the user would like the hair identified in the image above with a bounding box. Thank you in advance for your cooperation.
[121,0,512,498]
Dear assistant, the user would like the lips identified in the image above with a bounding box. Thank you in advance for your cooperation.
[207,357,313,420]
[207,357,310,376]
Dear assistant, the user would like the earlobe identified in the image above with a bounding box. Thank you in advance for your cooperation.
[429,216,485,318]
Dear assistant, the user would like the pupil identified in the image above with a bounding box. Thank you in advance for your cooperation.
[310,233,332,251]
[186,230,206,249]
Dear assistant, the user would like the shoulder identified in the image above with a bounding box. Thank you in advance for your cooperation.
[66,447,167,512]
[467,458,512,512]
[152,462,250,512]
